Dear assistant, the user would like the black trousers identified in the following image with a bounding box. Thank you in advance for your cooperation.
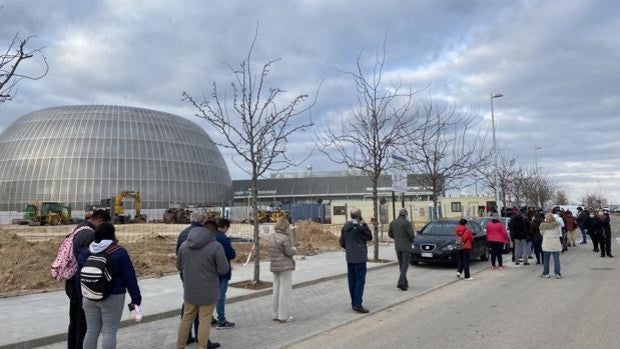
[456,249,471,278]
[590,232,600,252]
[65,279,86,349]
[599,232,612,256]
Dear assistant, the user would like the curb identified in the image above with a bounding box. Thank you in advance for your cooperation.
[1,261,398,349]
[279,265,490,349]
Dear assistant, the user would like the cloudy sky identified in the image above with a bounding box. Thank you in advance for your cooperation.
[1,0,618,203]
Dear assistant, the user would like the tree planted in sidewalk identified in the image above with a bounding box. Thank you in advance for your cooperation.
[316,43,419,261]
[182,30,316,284]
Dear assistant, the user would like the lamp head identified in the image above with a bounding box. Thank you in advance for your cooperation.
[491,93,503,98]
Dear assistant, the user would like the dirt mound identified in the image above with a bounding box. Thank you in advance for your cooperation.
[123,233,178,278]
[0,233,62,296]
[295,221,340,256]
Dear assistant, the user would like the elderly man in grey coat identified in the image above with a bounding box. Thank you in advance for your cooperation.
[388,208,415,291]
[176,215,229,349]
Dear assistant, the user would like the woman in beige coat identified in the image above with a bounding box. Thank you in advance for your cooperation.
[269,218,297,323]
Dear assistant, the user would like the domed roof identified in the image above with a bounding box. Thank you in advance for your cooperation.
[0,105,231,211]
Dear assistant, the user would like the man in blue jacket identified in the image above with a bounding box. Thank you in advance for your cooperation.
[215,218,236,329]
[339,208,373,313]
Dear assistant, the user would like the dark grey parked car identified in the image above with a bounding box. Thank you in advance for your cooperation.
[410,219,488,265]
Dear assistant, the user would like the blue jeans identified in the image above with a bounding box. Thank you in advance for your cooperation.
[347,263,367,308]
[579,225,587,243]
[532,239,543,263]
[216,277,229,323]
[542,251,561,276]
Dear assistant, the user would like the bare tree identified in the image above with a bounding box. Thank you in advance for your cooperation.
[520,169,556,208]
[316,45,419,261]
[1,8,48,104]
[581,193,608,209]
[477,151,519,210]
[182,32,315,284]
[555,190,569,205]
[406,99,491,219]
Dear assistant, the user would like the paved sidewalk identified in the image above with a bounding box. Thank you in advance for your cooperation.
[0,245,398,348]
[39,255,491,349]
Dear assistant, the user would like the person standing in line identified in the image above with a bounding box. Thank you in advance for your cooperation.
[64,210,111,349]
[79,222,141,349]
[564,210,578,247]
[531,213,544,265]
[509,209,529,265]
[586,211,602,253]
[268,218,298,323]
[486,213,510,270]
[388,208,415,290]
[455,219,474,280]
[176,212,228,349]
[540,213,563,279]
[340,208,373,313]
[599,212,614,258]
[576,207,588,244]
[214,218,236,329]
[552,207,568,252]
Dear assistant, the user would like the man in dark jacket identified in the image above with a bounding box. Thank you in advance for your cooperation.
[585,212,601,253]
[508,209,530,265]
[177,212,229,349]
[176,210,221,349]
[214,218,236,329]
[66,209,110,349]
[599,212,614,258]
[388,208,415,291]
[339,208,373,313]
[576,207,588,244]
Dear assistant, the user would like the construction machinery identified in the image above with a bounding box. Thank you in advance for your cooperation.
[106,191,146,224]
[163,208,192,224]
[12,201,73,225]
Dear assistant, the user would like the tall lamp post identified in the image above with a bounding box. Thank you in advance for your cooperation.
[491,93,503,215]
[534,146,542,174]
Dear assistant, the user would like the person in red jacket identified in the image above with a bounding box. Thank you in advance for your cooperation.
[485,213,510,270]
[455,219,474,280]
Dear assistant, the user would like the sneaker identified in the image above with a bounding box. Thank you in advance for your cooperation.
[464,277,474,281]
[523,262,530,266]
[490,266,497,271]
[277,316,294,323]
[216,320,235,329]
[555,274,562,279]
[498,266,506,271]
[353,306,369,314]
[207,341,221,349]
[540,274,550,278]
[211,318,218,326]
[456,272,463,278]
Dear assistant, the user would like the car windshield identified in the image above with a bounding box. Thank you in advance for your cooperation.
[420,222,457,236]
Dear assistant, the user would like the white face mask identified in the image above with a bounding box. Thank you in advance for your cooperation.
[590,214,595,218]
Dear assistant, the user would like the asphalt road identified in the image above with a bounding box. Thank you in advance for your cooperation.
[294,227,620,349]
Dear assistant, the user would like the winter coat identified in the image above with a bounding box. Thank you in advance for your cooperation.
[76,241,142,305]
[508,215,529,240]
[388,216,415,252]
[486,220,509,244]
[531,217,543,241]
[586,216,602,235]
[216,231,236,280]
[177,227,229,305]
[339,219,373,264]
[541,221,562,252]
[268,229,297,273]
[455,225,473,250]
[601,214,612,238]
[576,210,588,227]
[564,212,578,231]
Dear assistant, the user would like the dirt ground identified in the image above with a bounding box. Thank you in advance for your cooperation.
[0,221,340,297]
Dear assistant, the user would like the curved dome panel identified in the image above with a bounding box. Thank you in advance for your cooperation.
[0,105,232,211]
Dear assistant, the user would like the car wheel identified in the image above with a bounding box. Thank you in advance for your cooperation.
[480,248,489,261]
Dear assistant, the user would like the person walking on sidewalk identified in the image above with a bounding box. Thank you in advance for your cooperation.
[540,213,563,279]
[62,209,110,349]
[214,218,236,329]
[340,208,373,313]
[269,218,298,323]
[565,210,578,247]
[485,213,509,270]
[388,208,415,291]
[509,209,530,265]
[599,212,614,258]
[576,207,588,244]
[176,217,229,349]
[455,219,474,280]
[78,222,142,349]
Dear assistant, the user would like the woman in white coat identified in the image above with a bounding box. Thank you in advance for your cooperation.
[540,213,563,279]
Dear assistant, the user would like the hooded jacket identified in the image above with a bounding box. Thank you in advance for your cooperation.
[268,229,297,273]
[455,225,473,250]
[177,226,230,305]
[541,221,562,252]
[339,219,372,264]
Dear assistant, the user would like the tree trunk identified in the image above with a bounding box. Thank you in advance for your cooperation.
[372,179,379,261]
[251,176,261,284]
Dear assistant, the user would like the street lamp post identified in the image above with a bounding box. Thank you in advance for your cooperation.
[491,93,503,215]
[534,146,542,174]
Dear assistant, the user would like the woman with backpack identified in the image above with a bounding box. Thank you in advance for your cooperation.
[455,219,474,280]
[77,222,142,349]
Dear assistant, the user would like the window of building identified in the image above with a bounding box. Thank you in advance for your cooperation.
[451,202,462,212]
[333,206,347,215]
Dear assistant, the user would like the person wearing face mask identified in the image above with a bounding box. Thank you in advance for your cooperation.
[585,211,601,253]
[599,212,613,258]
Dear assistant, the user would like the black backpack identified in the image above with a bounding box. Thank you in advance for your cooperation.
[80,245,121,301]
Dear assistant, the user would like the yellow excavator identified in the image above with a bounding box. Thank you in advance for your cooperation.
[113,191,146,223]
